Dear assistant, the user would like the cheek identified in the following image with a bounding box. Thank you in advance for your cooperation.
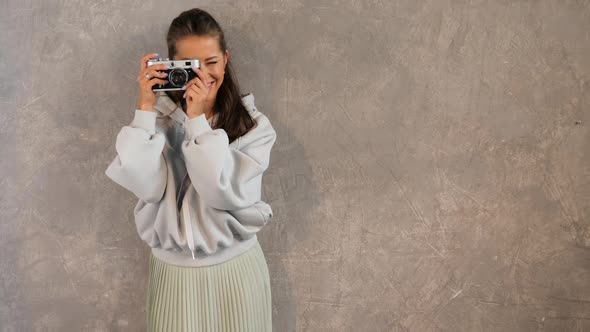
[212,65,224,79]
[214,73,224,86]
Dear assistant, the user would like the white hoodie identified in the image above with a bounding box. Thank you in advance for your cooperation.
[105,92,277,267]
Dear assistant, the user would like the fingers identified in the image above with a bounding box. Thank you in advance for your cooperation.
[183,81,206,99]
[146,69,168,80]
[146,78,168,88]
[137,64,169,82]
[189,84,201,94]
[182,71,207,99]
[140,53,159,71]
[184,67,208,88]
[184,76,206,90]
[192,67,208,88]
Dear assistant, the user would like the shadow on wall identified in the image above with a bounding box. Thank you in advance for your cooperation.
[227,25,325,331]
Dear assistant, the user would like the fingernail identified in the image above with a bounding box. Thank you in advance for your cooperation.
[154,53,159,57]
[192,66,198,71]
[166,64,172,69]
[181,85,187,90]
[162,72,168,77]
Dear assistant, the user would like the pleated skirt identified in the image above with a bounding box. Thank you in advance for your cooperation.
[146,241,272,332]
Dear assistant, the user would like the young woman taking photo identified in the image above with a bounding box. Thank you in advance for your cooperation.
[105,8,276,331]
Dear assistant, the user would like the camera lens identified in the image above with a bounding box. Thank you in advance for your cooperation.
[169,68,188,87]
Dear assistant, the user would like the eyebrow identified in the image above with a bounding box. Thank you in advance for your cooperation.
[188,56,218,61]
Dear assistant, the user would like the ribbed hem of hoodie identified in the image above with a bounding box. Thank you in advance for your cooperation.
[131,109,157,135]
[150,235,259,268]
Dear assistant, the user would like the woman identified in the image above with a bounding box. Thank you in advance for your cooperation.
[105,8,276,331]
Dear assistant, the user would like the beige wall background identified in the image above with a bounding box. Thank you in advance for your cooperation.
[2,0,589,331]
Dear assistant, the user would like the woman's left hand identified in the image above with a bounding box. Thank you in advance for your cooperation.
[183,67,211,119]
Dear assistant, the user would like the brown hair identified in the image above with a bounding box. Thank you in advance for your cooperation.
[165,8,255,144]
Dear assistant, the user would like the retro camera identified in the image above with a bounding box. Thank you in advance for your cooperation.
[147,56,201,91]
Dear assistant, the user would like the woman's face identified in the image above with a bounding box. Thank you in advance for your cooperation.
[173,35,229,103]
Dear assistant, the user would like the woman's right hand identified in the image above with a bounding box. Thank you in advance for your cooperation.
[136,53,169,112]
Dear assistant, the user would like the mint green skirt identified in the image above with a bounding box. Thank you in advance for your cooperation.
[146,241,272,331]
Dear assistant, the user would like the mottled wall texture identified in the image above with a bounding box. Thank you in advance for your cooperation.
[1,0,589,331]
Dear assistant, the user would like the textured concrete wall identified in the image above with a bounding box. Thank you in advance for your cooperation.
[1,0,589,331]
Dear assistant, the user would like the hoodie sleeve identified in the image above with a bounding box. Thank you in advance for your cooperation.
[180,112,277,211]
[105,109,168,204]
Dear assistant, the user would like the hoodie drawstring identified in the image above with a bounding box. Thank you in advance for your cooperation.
[182,198,196,259]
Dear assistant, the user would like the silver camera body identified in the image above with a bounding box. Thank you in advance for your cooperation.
[147,56,201,91]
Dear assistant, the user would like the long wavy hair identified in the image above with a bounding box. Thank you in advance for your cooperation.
[165,8,255,144]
